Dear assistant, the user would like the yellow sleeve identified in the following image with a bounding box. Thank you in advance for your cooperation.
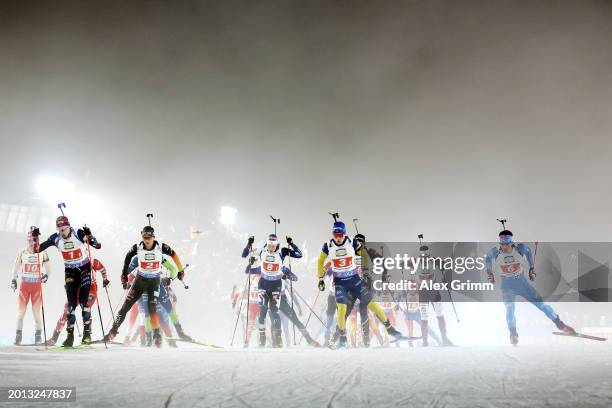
[317,251,328,279]
[360,247,371,275]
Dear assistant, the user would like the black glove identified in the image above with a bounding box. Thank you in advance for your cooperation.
[11,279,17,291]
[83,226,92,236]
[247,236,255,246]
[318,279,325,292]
[161,277,171,287]
[41,274,48,283]
[249,256,256,265]
[103,278,110,288]
[177,270,185,281]
[31,227,41,238]
[121,274,129,290]
[286,236,293,245]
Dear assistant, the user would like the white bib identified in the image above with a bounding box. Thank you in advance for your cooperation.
[328,238,357,278]
[495,247,524,278]
[137,242,164,278]
[21,250,42,283]
[260,250,283,280]
[57,228,88,267]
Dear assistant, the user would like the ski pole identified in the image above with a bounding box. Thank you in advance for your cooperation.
[230,273,249,346]
[286,239,296,345]
[85,226,107,349]
[104,286,115,322]
[295,289,325,344]
[34,234,48,350]
[244,273,252,346]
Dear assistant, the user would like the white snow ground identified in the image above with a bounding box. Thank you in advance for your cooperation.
[1,342,611,408]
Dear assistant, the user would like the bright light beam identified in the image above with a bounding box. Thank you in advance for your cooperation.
[220,206,237,225]
[35,176,76,204]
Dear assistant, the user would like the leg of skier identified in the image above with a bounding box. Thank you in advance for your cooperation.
[257,288,269,347]
[15,286,29,345]
[516,275,575,334]
[279,294,320,347]
[62,267,82,347]
[432,302,453,346]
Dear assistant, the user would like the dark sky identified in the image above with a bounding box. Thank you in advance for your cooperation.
[2,1,612,243]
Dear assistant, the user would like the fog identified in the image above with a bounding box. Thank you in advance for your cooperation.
[1,1,612,344]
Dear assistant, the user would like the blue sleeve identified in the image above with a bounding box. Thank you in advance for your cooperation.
[127,256,138,273]
[38,233,58,252]
[281,243,303,260]
[352,239,359,251]
[321,242,329,255]
[515,243,534,268]
[241,246,251,258]
[485,247,499,274]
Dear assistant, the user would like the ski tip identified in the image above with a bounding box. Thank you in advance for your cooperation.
[553,331,607,341]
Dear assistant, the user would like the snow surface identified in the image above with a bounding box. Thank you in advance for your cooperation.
[1,342,611,408]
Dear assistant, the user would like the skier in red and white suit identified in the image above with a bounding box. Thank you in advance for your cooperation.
[11,227,51,345]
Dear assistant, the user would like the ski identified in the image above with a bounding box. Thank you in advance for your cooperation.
[166,337,223,348]
[47,344,94,351]
[389,336,423,343]
[553,331,607,341]
[89,339,124,345]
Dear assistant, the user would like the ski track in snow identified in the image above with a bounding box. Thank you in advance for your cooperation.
[0,343,611,408]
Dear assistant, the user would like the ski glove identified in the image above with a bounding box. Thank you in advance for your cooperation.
[121,274,129,289]
[248,236,255,246]
[31,227,40,238]
[318,279,325,292]
[83,226,92,236]
[11,279,17,291]
[282,270,298,282]
[528,267,536,281]
[103,278,110,288]
[487,273,495,283]
[286,236,293,245]
[178,270,185,281]
[41,274,48,283]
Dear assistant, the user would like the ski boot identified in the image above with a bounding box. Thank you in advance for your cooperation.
[328,328,340,348]
[167,338,178,348]
[34,330,42,345]
[46,330,60,346]
[62,328,75,348]
[14,330,22,345]
[140,333,147,347]
[554,316,576,335]
[258,328,267,347]
[383,319,403,339]
[104,326,118,342]
[81,324,92,345]
[509,327,519,346]
[337,329,347,349]
[421,320,429,347]
[123,335,132,346]
[146,332,153,347]
[174,322,193,341]
[438,317,454,346]
[303,331,321,348]
[362,331,371,348]
[272,330,283,348]
[153,329,162,348]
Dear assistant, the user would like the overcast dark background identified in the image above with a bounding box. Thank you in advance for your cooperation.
[1,0,611,243]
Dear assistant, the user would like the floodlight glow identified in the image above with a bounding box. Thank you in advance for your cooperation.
[35,176,76,203]
[220,206,237,225]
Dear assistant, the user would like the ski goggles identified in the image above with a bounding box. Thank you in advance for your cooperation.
[499,235,513,244]
[332,232,345,240]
